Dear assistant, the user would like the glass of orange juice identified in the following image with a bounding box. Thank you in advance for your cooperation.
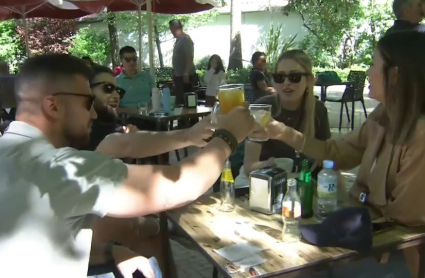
[212,84,245,123]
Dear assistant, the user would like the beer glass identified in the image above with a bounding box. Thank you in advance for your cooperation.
[212,84,245,124]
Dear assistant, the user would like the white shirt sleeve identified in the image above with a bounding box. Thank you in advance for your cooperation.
[46,147,127,218]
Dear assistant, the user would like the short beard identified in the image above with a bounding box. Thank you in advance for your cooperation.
[94,102,118,124]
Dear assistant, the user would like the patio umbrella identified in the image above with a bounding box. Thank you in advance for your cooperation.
[70,0,219,77]
[0,0,90,56]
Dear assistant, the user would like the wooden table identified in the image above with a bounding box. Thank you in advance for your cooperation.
[167,194,425,278]
[315,81,354,102]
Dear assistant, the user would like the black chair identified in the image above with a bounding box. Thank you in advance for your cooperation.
[324,71,368,131]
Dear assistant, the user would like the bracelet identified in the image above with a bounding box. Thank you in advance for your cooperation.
[212,129,238,154]
[105,241,122,263]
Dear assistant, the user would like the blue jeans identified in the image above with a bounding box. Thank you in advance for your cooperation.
[297,251,410,278]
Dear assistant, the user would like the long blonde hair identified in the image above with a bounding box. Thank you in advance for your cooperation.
[273,50,316,137]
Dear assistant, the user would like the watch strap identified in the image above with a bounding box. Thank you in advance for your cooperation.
[212,129,238,154]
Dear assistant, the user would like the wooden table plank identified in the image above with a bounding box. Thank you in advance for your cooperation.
[167,194,425,277]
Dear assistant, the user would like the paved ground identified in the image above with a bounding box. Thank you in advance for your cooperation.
[168,87,379,278]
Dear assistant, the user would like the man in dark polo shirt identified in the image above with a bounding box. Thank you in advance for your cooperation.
[170,19,196,105]
[385,0,425,35]
[249,52,275,100]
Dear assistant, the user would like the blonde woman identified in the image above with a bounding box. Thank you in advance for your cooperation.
[243,50,331,175]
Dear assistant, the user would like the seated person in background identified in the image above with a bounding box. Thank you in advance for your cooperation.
[116,46,154,110]
[243,50,330,178]
[249,51,275,100]
[204,54,226,106]
[113,63,123,77]
[265,31,425,278]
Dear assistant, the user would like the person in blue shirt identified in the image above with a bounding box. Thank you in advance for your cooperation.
[116,46,154,109]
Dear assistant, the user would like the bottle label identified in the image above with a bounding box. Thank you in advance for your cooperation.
[221,168,234,183]
[317,176,338,197]
[282,201,301,218]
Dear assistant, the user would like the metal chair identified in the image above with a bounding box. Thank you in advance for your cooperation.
[324,71,368,131]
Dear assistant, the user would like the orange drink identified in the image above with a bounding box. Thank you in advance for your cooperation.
[217,84,245,114]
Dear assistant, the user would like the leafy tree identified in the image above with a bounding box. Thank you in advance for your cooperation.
[68,27,110,65]
[15,18,76,55]
[283,0,393,68]
[283,0,364,68]
[0,20,25,72]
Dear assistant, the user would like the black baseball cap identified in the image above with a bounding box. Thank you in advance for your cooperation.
[300,207,373,253]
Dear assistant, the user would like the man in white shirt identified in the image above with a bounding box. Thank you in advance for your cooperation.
[0,53,254,278]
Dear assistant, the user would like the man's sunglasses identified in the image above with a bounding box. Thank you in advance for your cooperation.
[272,72,309,84]
[123,57,137,63]
[52,92,94,110]
[90,82,126,99]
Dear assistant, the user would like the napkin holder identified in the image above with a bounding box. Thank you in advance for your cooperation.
[184,92,198,108]
[249,167,287,215]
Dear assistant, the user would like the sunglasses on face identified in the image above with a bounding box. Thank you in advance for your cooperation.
[90,82,126,99]
[272,72,309,84]
[123,57,137,63]
[52,92,94,110]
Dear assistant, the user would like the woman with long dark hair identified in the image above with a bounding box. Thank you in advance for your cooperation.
[204,54,226,106]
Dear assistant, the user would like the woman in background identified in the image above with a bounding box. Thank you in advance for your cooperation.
[204,54,226,106]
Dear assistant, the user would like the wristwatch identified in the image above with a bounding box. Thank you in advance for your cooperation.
[212,129,238,154]
[105,241,122,263]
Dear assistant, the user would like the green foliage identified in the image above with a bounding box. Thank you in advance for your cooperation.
[0,20,25,72]
[260,24,298,69]
[196,55,211,70]
[197,65,368,85]
[69,27,110,65]
[283,0,392,68]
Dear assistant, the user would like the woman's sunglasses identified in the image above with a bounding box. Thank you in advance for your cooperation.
[90,82,126,99]
[272,73,309,84]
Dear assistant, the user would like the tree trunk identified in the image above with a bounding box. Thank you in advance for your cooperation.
[154,18,164,68]
[228,0,243,70]
[107,10,120,68]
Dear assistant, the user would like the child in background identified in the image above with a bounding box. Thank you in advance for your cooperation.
[204,54,226,106]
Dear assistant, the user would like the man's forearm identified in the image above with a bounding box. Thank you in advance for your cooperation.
[96,129,191,158]
[166,137,231,206]
[109,138,232,217]
[184,56,194,74]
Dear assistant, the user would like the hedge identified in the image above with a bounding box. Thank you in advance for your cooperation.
[196,65,368,85]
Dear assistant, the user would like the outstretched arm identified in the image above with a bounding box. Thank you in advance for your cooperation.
[96,116,213,159]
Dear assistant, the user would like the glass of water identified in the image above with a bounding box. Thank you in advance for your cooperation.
[248,104,272,142]
[138,102,149,115]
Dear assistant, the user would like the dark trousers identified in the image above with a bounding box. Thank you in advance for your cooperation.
[172,75,196,105]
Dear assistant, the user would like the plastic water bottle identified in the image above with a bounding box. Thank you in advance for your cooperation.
[316,160,338,220]
[162,87,171,113]
[151,88,161,112]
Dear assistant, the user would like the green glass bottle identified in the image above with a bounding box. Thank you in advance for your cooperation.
[298,159,313,219]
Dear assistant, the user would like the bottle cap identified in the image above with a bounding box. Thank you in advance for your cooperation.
[287,178,297,186]
[323,160,334,169]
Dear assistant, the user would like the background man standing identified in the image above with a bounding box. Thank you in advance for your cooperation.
[170,19,196,105]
